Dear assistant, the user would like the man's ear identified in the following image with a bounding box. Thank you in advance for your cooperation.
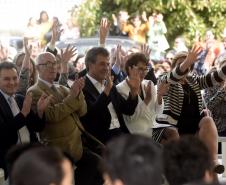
[103,173,124,185]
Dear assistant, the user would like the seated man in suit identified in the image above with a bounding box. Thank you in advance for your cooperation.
[0,62,47,178]
[80,47,139,143]
[28,52,103,185]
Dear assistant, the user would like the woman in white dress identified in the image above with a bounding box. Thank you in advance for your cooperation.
[116,53,167,137]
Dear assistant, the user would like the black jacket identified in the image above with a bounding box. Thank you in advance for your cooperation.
[0,92,45,174]
[80,77,138,143]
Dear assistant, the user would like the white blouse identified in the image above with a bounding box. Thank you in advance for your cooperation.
[116,79,163,137]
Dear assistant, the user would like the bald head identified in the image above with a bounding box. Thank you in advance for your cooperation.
[36,52,58,84]
[36,52,56,65]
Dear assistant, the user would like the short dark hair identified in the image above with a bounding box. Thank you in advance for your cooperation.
[6,143,43,179]
[102,134,163,185]
[0,61,18,74]
[163,136,212,185]
[11,147,67,185]
[125,53,148,75]
[85,47,109,71]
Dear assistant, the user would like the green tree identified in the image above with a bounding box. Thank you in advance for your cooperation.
[72,0,226,47]
[70,0,102,37]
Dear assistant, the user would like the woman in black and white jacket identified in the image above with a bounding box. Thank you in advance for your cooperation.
[155,44,226,174]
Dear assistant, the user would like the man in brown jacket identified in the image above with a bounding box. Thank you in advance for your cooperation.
[28,52,103,185]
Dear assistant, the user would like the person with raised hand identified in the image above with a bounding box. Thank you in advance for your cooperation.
[57,44,77,86]
[111,44,128,84]
[116,53,163,137]
[45,21,77,87]
[99,18,111,47]
[28,51,104,185]
[140,44,157,84]
[16,37,37,95]
[80,47,139,144]
[0,62,48,179]
[154,44,225,174]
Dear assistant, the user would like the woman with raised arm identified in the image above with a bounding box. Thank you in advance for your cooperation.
[155,44,225,174]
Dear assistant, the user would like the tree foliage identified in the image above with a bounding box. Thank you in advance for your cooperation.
[72,0,226,46]
[70,0,101,37]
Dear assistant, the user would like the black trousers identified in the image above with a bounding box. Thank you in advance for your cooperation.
[74,148,103,185]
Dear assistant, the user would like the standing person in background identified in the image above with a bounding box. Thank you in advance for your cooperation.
[204,30,224,71]
[24,17,40,41]
[121,12,149,44]
[60,18,80,41]
[148,12,169,62]
[110,10,129,37]
[222,28,226,50]
[173,37,188,53]
[37,10,52,47]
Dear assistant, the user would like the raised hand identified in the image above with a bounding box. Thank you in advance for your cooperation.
[157,82,169,105]
[59,44,77,74]
[0,43,8,61]
[24,37,32,57]
[115,45,123,68]
[186,44,203,65]
[77,77,85,92]
[144,81,152,105]
[142,11,148,22]
[157,82,169,97]
[180,44,202,72]
[50,21,63,46]
[112,14,117,25]
[59,44,77,67]
[99,18,111,45]
[37,93,53,118]
[115,45,129,70]
[126,66,140,98]
[21,92,32,117]
[141,44,151,61]
[21,37,32,70]
[104,70,114,96]
[70,77,85,97]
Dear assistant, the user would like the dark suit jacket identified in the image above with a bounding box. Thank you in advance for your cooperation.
[0,92,45,174]
[80,76,138,143]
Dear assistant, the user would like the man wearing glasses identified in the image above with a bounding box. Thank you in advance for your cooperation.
[28,52,103,185]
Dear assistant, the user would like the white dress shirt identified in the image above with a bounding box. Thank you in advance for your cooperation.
[0,90,30,143]
[86,74,120,129]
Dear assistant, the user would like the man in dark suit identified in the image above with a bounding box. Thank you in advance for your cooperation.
[80,47,140,143]
[0,62,47,177]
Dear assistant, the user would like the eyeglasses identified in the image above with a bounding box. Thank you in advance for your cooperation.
[38,61,58,68]
[138,67,149,74]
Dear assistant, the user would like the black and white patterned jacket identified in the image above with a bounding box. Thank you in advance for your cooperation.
[156,65,226,125]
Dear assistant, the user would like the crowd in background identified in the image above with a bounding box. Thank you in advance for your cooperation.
[0,9,226,185]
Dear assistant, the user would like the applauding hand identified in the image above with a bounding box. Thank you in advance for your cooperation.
[37,93,52,118]
[104,71,114,96]
[126,66,140,98]
[144,81,152,105]
[21,92,33,117]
